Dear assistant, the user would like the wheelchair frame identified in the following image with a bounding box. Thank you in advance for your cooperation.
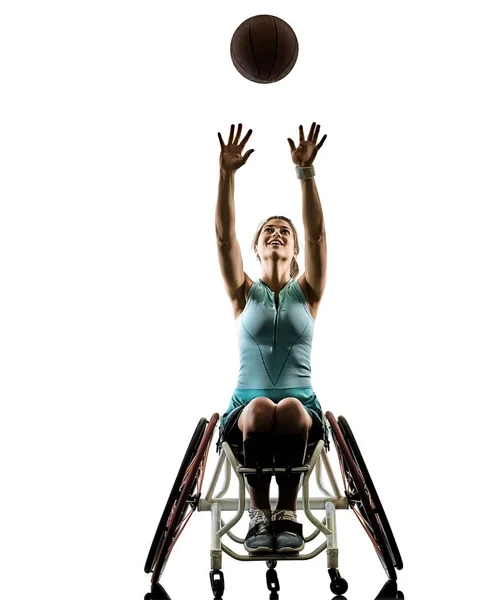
[144,410,403,599]
[199,438,348,569]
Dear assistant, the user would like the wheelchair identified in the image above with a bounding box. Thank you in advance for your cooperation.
[144,410,403,600]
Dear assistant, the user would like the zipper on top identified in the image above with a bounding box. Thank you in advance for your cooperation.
[273,294,279,349]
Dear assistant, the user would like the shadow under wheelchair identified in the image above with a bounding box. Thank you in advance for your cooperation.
[143,410,404,600]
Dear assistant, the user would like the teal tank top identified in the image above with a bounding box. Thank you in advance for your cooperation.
[235,278,314,390]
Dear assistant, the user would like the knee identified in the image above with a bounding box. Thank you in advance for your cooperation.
[275,398,311,434]
[242,397,276,433]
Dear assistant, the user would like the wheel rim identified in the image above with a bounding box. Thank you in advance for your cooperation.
[151,413,219,585]
[144,417,208,573]
[338,415,403,570]
[326,411,396,581]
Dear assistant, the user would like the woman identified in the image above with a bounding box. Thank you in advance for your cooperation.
[215,122,327,555]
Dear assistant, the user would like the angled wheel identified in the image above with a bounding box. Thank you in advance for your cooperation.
[338,415,403,570]
[145,417,207,574]
[145,413,219,586]
[325,411,397,581]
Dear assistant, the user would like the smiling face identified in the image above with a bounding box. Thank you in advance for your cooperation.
[255,218,296,261]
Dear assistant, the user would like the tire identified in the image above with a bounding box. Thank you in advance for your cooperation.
[144,417,208,574]
[338,415,403,570]
[325,411,397,581]
[151,413,219,586]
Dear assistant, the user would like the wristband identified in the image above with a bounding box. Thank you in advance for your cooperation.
[295,165,315,180]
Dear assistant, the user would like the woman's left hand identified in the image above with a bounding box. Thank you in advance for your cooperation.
[287,122,327,167]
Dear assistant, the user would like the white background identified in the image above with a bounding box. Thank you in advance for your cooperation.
[1,1,497,599]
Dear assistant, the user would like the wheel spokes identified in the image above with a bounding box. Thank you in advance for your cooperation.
[351,505,383,555]
[326,411,396,581]
[165,506,196,560]
[151,413,220,586]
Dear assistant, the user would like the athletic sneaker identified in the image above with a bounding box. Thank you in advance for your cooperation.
[244,507,273,554]
[273,509,305,553]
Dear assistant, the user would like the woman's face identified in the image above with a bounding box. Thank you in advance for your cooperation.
[256,219,296,262]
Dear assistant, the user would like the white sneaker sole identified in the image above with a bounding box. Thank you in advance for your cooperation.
[244,543,273,554]
[275,544,304,553]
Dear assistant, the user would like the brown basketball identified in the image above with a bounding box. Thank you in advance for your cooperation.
[230,14,299,84]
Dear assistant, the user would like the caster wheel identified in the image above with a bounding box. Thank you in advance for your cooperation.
[270,592,279,600]
[328,568,348,595]
[210,569,225,599]
[212,580,224,598]
[266,568,280,592]
[397,592,404,599]
[330,577,348,595]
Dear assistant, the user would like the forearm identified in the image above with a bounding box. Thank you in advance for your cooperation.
[215,169,236,242]
[301,178,325,241]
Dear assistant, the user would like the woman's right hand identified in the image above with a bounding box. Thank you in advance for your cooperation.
[218,123,254,173]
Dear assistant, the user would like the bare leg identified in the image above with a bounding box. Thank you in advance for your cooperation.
[273,398,313,511]
[237,397,276,509]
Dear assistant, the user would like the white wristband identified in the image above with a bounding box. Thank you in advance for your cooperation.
[295,165,315,180]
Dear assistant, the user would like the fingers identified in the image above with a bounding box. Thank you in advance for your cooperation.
[224,123,252,147]
[307,122,316,141]
[306,122,327,149]
[221,123,324,157]
[233,123,243,145]
[227,123,235,145]
[240,128,253,148]
[242,148,255,164]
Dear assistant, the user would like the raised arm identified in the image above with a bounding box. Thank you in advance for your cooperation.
[215,124,254,305]
[288,122,328,305]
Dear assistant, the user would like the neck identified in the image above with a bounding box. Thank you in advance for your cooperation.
[260,262,292,292]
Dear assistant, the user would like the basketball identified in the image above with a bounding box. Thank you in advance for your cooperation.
[230,15,299,84]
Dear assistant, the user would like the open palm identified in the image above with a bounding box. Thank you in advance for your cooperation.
[218,123,254,173]
[288,122,327,167]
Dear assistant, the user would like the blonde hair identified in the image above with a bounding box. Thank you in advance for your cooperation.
[252,215,300,279]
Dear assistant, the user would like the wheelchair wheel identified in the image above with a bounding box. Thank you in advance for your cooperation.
[150,412,219,586]
[144,417,208,574]
[338,415,403,570]
[325,411,396,581]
